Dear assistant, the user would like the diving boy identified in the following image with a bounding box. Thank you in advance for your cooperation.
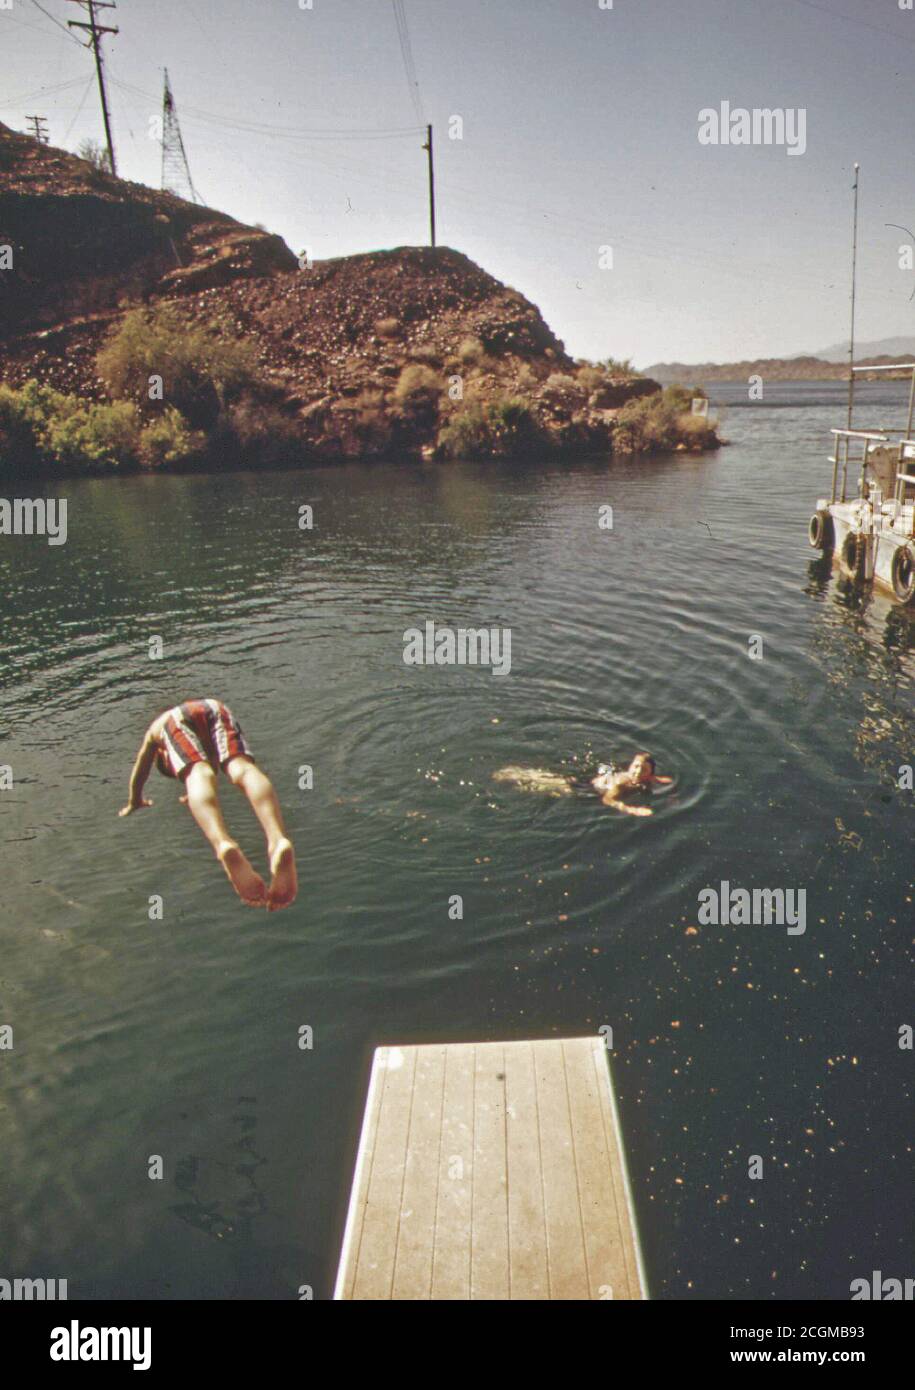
[119,698,297,910]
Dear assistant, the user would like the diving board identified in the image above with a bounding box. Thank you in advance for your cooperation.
[334,1036,647,1300]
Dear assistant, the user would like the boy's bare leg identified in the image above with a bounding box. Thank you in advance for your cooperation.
[226,757,297,910]
[184,762,267,906]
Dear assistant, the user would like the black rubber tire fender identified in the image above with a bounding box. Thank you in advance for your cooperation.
[839,530,866,582]
[808,509,834,551]
[890,543,915,604]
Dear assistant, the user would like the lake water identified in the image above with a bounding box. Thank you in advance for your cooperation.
[1,380,912,1300]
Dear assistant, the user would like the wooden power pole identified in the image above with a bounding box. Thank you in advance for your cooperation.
[26,116,49,145]
[422,123,436,249]
[66,0,119,177]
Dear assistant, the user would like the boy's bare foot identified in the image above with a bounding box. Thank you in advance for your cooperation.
[267,838,297,911]
[217,842,267,907]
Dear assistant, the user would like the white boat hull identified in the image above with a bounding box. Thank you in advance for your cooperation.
[818,498,915,601]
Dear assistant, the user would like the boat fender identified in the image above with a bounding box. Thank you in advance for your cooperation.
[808,509,834,551]
[839,530,866,582]
[890,543,915,604]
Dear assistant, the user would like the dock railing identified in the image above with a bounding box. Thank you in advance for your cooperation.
[829,429,888,504]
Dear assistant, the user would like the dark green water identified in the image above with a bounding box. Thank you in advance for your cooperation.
[1,381,912,1299]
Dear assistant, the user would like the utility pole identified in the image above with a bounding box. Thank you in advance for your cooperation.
[66,0,119,178]
[422,123,436,250]
[26,116,49,145]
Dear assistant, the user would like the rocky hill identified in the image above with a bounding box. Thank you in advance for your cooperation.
[1,122,701,465]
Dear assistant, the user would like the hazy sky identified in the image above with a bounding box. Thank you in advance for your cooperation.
[4,0,915,365]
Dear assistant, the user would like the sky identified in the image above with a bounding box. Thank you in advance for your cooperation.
[3,0,915,366]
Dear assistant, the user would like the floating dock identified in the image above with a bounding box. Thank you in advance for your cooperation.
[334,1036,647,1300]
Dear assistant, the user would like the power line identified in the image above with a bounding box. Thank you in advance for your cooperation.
[0,76,90,108]
[4,9,76,42]
[29,0,86,47]
[109,76,423,140]
[391,0,425,125]
[62,74,95,142]
[768,0,915,48]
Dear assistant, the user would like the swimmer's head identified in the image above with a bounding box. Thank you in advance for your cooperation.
[629,752,656,784]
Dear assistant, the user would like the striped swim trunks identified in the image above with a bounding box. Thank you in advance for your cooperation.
[157,699,252,779]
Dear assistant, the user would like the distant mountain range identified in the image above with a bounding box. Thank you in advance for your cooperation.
[644,338,915,384]
[806,336,915,362]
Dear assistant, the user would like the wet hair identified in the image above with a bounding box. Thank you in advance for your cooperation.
[635,752,656,774]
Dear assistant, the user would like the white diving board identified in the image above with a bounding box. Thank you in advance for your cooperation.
[334,1036,647,1300]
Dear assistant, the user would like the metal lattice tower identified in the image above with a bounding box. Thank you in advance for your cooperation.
[160,69,200,203]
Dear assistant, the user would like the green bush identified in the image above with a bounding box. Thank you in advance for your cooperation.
[409,344,443,367]
[613,386,716,455]
[676,411,719,448]
[664,383,706,413]
[97,306,262,429]
[0,381,46,473]
[437,401,488,458]
[437,396,537,459]
[137,407,205,469]
[600,356,639,378]
[490,396,536,452]
[351,389,394,455]
[393,364,441,434]
[45,400,142,472]
[457,336,484,366]
[0,380,143,473]
[394,363,441,405]
[0,379,215,474]
[576,365,605,392]
[541,372,585,410]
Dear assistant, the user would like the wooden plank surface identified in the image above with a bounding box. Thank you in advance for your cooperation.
[334,1036,646,1301]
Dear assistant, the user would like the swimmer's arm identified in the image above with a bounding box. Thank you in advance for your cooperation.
[119,728,157,816]
[652,775,674,785]
[601,791,652,816]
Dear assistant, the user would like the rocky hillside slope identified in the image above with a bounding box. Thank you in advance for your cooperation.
[1,122,683,462]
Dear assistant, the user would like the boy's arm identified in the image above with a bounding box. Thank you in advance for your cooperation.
[119,729,157,816]
[601,791,652,816]
[652,775,674,785]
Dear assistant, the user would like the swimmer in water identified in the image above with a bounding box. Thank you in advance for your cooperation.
[119,698,297,910]
[588,752,673,816]
[493,752,673,817]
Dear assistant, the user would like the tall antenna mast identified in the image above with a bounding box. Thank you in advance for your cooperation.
[160,69,200,204]
[847,162,860,430]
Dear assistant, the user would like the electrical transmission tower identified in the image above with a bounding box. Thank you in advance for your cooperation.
[66,0,118,177]
[27,116,50,145]
[160,70,200,204]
